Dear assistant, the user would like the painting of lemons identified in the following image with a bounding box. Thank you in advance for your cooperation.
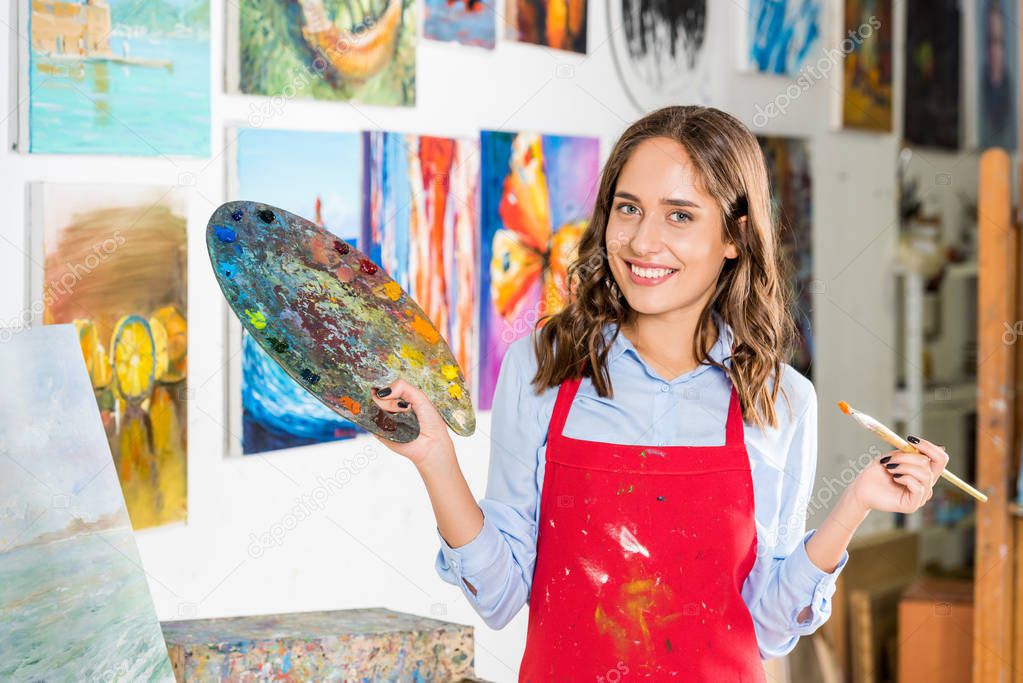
[34,183,188,530]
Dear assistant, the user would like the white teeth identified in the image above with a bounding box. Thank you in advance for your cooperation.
[629,263,676,279]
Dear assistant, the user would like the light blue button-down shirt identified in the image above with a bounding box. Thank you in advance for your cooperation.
[435,311,847,659]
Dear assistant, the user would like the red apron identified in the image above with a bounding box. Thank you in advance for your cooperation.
[519,376,765,682]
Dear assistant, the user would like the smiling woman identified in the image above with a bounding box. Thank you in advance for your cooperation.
[370,105,951,681]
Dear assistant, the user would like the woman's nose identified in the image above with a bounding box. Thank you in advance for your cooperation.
[628,217,661,256]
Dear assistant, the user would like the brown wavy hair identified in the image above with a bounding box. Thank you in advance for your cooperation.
[530,105,799,429]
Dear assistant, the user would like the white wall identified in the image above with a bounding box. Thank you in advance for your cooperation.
[0,1,913,680]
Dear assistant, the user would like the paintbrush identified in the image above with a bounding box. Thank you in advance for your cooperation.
[837,400,987,503]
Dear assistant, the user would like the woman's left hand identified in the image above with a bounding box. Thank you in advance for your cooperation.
[848,437,950,514]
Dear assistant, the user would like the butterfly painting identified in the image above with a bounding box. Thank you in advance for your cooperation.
[479,131,600,409]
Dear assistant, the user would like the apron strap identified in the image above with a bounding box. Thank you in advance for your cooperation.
[724,384,744,447]
[548,376,583,444]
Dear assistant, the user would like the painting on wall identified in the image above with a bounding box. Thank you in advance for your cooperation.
[607,0,711,113]
[904,0,960,149]
[977,0,1017,150]
[0,325,175,681]
[31,183,188,530]
[742,0,821,75]
[835,0,892,131]
[479,131,599,410]
[505,0,587,53]
[424,0,495,49]
[362,132,480,392]
[230,0,416,107]
[26,0,210,156]
[233,128,364,455]
[757,136,814,379]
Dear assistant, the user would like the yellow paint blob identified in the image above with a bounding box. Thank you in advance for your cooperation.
[441,364,459,380]
[448,383,463,400]
[400,344,425,368]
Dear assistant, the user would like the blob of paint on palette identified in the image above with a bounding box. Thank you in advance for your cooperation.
[206,201,476,443]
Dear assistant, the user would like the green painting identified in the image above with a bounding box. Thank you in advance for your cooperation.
[235,0,416,106]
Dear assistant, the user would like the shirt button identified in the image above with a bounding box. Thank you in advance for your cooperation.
[660,384,669,392]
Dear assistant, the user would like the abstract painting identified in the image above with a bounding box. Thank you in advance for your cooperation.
[607,0,710,113]
[742,0,821,75]
[424,0,495,48]
[208,201,475,443]
[232,0,416,106]
[234,128,364,455]
[479,131,600,409]
[27,0,210,156]
[32,183,188,530]
[0,325,174,681]
[362,131,479,392]
[838,0,892,131]
[904,0,960,149]
[505,0,587,53]
[977,0,1017,150]
[758,136,813,379]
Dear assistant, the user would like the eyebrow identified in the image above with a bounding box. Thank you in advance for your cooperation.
[614,191,701,209]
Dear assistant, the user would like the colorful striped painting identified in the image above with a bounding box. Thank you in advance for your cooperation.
[362,131,480,392]
[479,131,600,410]
[0,326,174,681]
[234,128,364,455]
[34,183,188,530]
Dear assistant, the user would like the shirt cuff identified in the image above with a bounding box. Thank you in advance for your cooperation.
[783,528,848,632]
[436,513,504,579]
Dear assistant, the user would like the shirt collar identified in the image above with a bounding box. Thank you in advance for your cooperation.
[604,310,734,379]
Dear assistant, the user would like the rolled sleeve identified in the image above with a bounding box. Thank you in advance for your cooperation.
[780,529,847,633]
[744,370,847,659]
[431,334,549,630]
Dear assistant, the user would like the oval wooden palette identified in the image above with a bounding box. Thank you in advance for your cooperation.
[206,201,475,443]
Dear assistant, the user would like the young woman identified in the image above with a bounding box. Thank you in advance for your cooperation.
[369,106,949,680]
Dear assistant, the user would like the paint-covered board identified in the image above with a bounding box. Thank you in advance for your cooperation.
[161,607,475,680]
[207,201,475,443]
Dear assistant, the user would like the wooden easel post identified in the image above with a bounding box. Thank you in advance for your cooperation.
[974,148,1017,682]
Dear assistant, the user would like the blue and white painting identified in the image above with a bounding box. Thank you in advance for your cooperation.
[744,0,821,75]
[0,325,174,681]
[234,128,364,455]
[28,0,210,156]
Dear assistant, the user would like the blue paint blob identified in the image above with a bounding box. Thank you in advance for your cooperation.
[219,263,235,279]
[215,226,237,243]
[281,652,291,673]
[231,209,244,221]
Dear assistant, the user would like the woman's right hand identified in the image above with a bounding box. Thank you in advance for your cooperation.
[368,378,455,469]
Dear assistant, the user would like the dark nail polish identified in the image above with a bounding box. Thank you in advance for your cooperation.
[893,473,903,478]
[397,399,409,408]
[880,455,892,464]
[907,435,920,444]
[886,463,899,470]
[375,387,391,397]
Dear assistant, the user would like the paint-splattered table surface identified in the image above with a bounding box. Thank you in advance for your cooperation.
[206,201,475,443]
[161,607,483,682]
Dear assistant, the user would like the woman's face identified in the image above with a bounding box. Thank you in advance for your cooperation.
[604,136,738,318]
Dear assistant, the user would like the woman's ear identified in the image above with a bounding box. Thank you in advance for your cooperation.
[724,215,745,259]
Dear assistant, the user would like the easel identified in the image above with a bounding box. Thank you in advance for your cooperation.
[973,147,1021,681]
